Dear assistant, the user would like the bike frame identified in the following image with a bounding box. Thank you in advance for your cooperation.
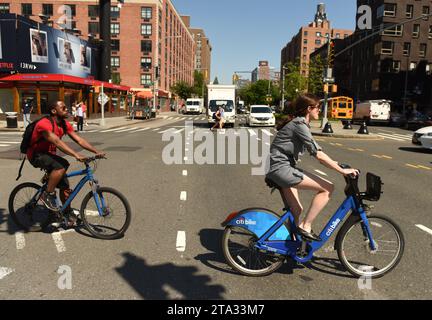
[254,195,376,264]
[33,164,105,216]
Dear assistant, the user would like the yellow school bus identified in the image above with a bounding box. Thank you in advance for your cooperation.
[325,96,354,120]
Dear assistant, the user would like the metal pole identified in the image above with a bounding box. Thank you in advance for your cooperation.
[322,35,332,128]
[99,0,111,82]
[100,82,105,126]
[153,9,159,117]
[281,67,285,112]
[403,56,409,117]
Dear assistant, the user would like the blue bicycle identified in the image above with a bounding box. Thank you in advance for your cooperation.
[221,165,404,278]
[9,156,131,239]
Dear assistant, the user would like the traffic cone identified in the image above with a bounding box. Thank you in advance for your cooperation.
[358,121,369,134]
[322,122,334,134]
[343,120,353,130]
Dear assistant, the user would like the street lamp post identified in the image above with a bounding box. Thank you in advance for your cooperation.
[281,65,289,112]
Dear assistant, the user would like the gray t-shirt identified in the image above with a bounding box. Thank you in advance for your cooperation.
[269,117,322,173]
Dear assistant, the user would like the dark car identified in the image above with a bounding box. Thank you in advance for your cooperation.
[389,112,407,127]
[406,112,432,131]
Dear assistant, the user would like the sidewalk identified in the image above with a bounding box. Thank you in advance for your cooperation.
[310,120,381,139]
[0,111,179,132]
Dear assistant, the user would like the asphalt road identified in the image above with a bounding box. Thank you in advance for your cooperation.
[0,114,431,299]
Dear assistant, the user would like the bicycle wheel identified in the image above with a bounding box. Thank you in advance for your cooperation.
[222,226,285,277]
[336,214,404,278]
[80,187,131,240]
[8,183,51,232]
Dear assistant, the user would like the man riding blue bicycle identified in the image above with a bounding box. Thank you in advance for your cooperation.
[26,100,106,225]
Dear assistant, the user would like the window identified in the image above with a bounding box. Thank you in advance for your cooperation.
[381,41,394,55]
[423,6,430,19]
[413,24,420,38]
[303,39,308,44]
[382,25,403,36]
[141,24,152,35]
[429,26,432,39]
[406,5,414,18]
[304,31,308,36]
[111,57,120,67]
[335,33,340,39]
[88,22,99,34]
[111,6,120,19]
[65,4,76,16]
[410,62,417,71]
[0,3,10,14]
[111,39,120,51]
[141,40,152,52]
[42,4,53,16]
[316,32,321,37]
[403,42,411,56]
[392,61,401,73]
[315,39,321,45]
[141,7,152,19]
[88,5,99,18]
[21,3,32,16]
[141,57,152,69]
[110,23,120,35]
[303,47,307,53]
[383,3,396,17]
[140,74,152,85]
[419,44,427,58]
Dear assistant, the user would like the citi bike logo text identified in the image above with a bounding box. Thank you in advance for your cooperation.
[236,217,257,226]
[162,121,270,176]
[326,218,341,237]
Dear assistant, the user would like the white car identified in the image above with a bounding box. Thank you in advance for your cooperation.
[246,105,275,127]
[412,126,432,146]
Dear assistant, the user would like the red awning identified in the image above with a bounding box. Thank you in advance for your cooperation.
[0,74,130,91]
[136,91,153,99]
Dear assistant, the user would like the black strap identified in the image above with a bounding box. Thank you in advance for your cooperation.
[16,156,26,181]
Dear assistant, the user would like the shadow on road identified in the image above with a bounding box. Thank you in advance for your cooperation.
[194,228,238,275]
[0,207,21,235]
[398,147,432,154]
[298,257,355,279]
[115,252,226,300]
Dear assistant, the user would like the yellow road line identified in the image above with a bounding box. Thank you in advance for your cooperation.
[372,154,382,159]
[406,164,419,169]
[381,155,393,159]
[417,165,431,171]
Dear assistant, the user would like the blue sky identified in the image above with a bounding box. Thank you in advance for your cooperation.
[174,0,358,84]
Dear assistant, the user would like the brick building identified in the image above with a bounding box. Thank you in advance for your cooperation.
[187,23,212,84]
[3,0,196,111]
[311,0,432,114]
[280,3,353,77]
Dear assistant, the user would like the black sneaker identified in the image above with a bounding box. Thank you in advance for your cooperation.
[40,191,61,212]
[63,209,81,227]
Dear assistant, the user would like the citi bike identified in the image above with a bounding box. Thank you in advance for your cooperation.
[9,156,131,240]
[221,165,404,278]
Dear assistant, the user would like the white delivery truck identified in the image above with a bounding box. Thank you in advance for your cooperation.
[207,84,236,127]
[185,98,204,115]
[353,100,392,125]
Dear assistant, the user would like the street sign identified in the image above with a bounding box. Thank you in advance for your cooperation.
[98,93,109,106]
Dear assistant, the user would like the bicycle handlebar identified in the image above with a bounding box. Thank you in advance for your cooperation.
[80,155,107,164]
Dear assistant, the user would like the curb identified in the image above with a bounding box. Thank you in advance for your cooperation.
[312,131,383,140]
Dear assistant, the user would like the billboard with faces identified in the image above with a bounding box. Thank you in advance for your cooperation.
[0,14,98,77]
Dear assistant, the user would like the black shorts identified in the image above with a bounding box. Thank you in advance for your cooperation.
[30,153,70,189]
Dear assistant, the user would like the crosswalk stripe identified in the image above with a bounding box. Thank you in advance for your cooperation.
[100,127,128,133]
[248,129,257,136]
[115,127,139,133]
[152,128,161,131]
[376,133,406,141]
[132,128,150,132]
[378,132,412,139]
[262,129,273,136]
[0,144,10,147]
[0,141,20,144]
[159,128,175,134]
[416,224,432,235]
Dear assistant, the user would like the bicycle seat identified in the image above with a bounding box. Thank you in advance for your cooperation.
[265,177,282,190]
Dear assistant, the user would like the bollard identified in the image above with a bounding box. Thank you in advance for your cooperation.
[322,122,334,134]
[358,121,369,134]
[343,120,353,130]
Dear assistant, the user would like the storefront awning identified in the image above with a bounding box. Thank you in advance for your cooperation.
[136,91,153,99]
[0,74,130,91]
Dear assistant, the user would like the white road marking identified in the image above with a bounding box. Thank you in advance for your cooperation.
[0,267,14,280]
[159,128,175,134]
[100,127,128,133]
[182,170,188,176]
[115,127,139,133]
[176,231,186,252]
[15,232,25,250]
[133,127,150,132]
[0,144,9,147]
[52,233,66,253]
[180,191,187,201]
[248,129,257,136]
[174,128,185,134]
[262,129,273,136]
[376,133,407,142]
[416,224,432,235]
[152,128,161,131]
[84,130,98,133]
[0,141,20,144]
[314,170,328,176]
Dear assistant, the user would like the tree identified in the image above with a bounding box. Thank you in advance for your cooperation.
[193,71,206,98]
[238,80,281,106]
[213,77,219,84]
[307,55,325,97]
[283,59,308,102]
[171,81,193,101]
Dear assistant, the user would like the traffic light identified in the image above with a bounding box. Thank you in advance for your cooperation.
[323,84,329,93]
[328,40,335,67]
[331,84,338,93]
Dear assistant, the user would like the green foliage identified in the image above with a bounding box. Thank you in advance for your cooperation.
[111,72,122,85]
[193,71,206,98]
[238,80,281,106]
[283,59,308,102]
[308,55,325,96]
[171,81,193,100]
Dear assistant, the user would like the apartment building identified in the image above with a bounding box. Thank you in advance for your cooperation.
[280,3,353,77]
[3,0,195,111]
[188,25,212,84]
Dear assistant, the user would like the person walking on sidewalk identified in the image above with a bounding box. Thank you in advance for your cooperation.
[76,102,84,132]
[81,100,88,127]
[22,98,33,129]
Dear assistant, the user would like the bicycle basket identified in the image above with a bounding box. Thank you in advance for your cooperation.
[363,173,382,201]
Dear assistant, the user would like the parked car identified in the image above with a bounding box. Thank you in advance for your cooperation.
[419,134,432,150]
[406,112,432,131]
[246,105,275,127]
[389,112,407,127]
[412,126,432,145]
